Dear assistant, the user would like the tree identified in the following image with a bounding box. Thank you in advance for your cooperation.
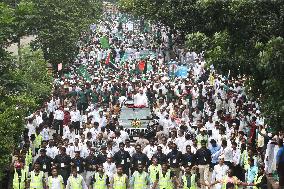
[32,0,102,70]
[0,47,52,180]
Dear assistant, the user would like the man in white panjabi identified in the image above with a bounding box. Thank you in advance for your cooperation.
[211,156,229,189]
[133,88,148,107]
[265,134,275,174]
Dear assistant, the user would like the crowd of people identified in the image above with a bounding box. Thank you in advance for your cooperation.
[10,4,284,189]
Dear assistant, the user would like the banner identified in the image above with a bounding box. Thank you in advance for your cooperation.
[77,65,91,81]
[175,66,188,78]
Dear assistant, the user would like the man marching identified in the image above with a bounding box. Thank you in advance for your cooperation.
[148,158,162,188]
[152,163,179,189]
[89,164,110,189]
[110,165,129,189]
[130,163,150,189]
[66,167,87,189]
[46,167,64,189]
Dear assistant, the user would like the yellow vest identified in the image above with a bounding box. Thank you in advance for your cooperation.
[158,170,173,189]
[94,172,107,189]
[29,171,44,189]
[47,175,64,189]
[35,134,43,149]
[222,176,238,189]
[241,150,249,170]
[133,171,147,189]
[182,174,197,189]
[253,174,264,189]
[13,169,26,189]
[113,174,127,189]
[25,148,33,166]
[69,175,83,189]
[149,164,161,183]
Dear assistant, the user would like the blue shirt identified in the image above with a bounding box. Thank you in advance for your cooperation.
[209,145,221,164]
[276,147,284,164]
[247,165,258,183]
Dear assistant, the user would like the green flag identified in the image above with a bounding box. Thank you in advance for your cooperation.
[100,36,110,49]
[77,65,91,81]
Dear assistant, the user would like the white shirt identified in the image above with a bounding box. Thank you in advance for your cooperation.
[143,145,157,159]
[66,145,75,158]
[47,100,56,113]
[211,164,229,182]
[205,121,215,131]
[48,176,64,189]
[63,130,76,143]
[98,116,107,128]
[80,146,90,158]
[120,130,129,143]
[41,128,49,141]
[222,146,233,162]
[103,162,116,178]
[125,146,136,157]
[232,148,241,165]
[70,110,81,122]
[175,136,186,151]
[133,93,148,107]
[26,123,35,137]
[54,110,64,120]
[46,146,59,159]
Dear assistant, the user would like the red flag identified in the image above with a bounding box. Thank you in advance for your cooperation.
[138,60,145,72]
[58,63,62,71]
[105,52,111,65]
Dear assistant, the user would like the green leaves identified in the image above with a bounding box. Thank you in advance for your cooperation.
[33,0,102,68]
[185,32,210,54]
[0,47,52,180]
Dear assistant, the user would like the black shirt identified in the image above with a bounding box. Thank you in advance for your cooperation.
[195,147,211,165]
[182,153,195,166]
[113,150,131,167]
[54,154,71,170]
[167,150,183,168]
[131,153,149,168]
[85,155,97,171]
[71,157,85,173]
[97,153,107,164]
[152,153,168,165]
[35,155,53,173]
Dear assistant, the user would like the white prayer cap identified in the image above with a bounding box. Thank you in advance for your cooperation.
[64,108,69,111]
[200,128,206,132]
[107,153,112,158]
[219,155,225,159]
[268,133,272,137]
[256,110,260,114]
